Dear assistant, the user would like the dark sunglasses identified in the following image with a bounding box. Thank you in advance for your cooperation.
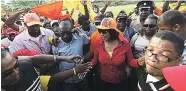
[143,24,156,28]
[2,60,19,78]
[98,29,108,34]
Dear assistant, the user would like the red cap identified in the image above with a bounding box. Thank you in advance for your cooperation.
[2,28,18,35]
[12,49,40,57]
[163,65,186,91]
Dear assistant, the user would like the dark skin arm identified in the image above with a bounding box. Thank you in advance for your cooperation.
[100,1,111,14]
[82,0,90,18]
[18,55,83,65]
[174,0,182,10]
[162,0,170,13]
[48,62,91,85]
[5,8,30,31]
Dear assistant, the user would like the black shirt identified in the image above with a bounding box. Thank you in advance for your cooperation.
[138,72,174,91]
[2,61,43,91]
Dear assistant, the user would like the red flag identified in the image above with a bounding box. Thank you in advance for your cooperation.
[32,1,70,20]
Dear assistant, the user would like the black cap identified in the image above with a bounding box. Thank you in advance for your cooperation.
[137,0,154,8]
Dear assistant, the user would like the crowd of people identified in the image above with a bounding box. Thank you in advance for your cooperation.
[1,0,186,91]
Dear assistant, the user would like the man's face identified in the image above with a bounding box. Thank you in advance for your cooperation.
[8,33,17,41]
[105,12,113,18]
[117,13,127,30]
[27,24,41,37]
[44,23,52,30]
[1,53,20,85]
[59,21,73,43]
[139,7,151,20]
[145,37,181,77]
[81,20,90,31]
[143,18,157,36]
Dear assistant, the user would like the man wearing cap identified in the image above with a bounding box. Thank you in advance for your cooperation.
[130,0,155,32]
[5,9,55,55]
[1,28,18,47]
[116,10,136,41]
[50,20,59,30]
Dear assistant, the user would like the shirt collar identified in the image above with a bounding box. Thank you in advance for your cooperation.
[146,74,160,83]
[60,34,78,45]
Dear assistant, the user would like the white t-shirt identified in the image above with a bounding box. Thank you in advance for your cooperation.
[134,35,150,58]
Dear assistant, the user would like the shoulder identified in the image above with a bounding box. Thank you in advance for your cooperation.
[13,30,28,41]
[40,27,55,35]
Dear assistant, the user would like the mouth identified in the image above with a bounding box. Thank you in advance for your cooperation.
[147,63,159,70]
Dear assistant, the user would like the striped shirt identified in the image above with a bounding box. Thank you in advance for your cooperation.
[9,27,55,54]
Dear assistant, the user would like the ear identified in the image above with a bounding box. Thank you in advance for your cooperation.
[173,24,181,31]
[176,56,184,65]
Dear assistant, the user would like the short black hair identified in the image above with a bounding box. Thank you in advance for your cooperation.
[78,15,89,25]
[159,10,185,26]
[153,30,184,56]
[105,11,114,18]
[119,10,126,14]
[107,29,119,40]
[146,14,158,23]
[43,22,51,28]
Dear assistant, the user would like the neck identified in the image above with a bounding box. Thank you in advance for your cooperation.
[144,35,152,40]
[154,76,164,80]
[105,39,119,43]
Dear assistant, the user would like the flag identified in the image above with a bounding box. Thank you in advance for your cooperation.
[32,1,70,20]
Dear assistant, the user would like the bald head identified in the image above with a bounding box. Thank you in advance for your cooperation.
[158,10,186,40]
[159,10,185,27]
[59,19,73,32]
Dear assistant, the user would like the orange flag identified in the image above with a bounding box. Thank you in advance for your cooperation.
[32,1,70,20]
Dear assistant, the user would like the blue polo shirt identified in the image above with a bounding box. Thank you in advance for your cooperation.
[123,26,136,41]
[52,34,89,83]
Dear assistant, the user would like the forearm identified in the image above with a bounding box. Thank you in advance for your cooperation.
[48,69,74,84]
[162,0,169,13]
[100,5,108,14]
[174,0,182,10]
[84,5,89,18]
[30,55,69,64]
[5,11,22,27]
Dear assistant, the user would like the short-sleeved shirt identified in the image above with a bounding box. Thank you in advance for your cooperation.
[2,61,43,91]
[9,27,55,54]
[133,35,150,59]
[52,34,89,83]
[78,23,96,38]
[123,26,136,41]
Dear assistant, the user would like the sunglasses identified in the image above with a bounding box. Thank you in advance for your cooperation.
[2,60,19,78]
[143,24,156,28]
[98,29,108,34]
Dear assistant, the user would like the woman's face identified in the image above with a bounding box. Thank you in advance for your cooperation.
[98,29,110,41]
[143,18,158,36]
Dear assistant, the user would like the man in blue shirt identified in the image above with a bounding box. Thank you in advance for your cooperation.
[116,10,136,41]
[52,19,90,91]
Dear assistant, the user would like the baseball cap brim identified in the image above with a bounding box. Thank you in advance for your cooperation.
[27,21,41,26]
[96,25,112,30]
[163,65,186,91]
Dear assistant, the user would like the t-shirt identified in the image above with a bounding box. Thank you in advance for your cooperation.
[2,61,43,91]
[133,35,150,59]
